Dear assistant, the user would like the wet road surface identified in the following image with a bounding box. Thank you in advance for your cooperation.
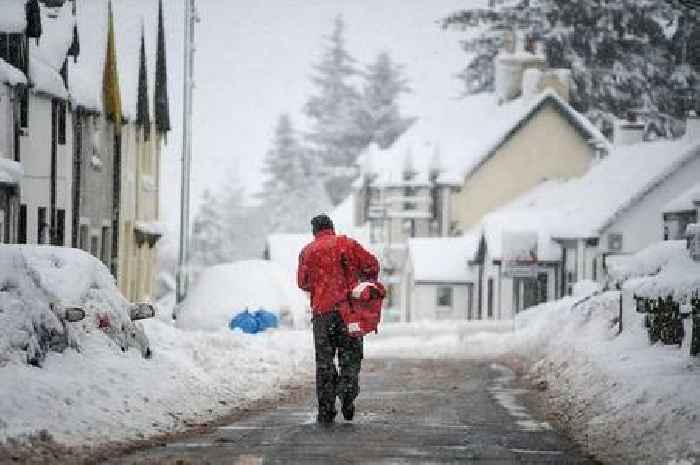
[106,359,597,464]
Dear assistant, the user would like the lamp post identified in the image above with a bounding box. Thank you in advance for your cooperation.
[176,0,198,305]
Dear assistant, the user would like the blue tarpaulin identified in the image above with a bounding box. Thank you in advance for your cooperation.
[229,308,279,334]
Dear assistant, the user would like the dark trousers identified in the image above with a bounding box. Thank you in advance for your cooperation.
[312,311,363,420]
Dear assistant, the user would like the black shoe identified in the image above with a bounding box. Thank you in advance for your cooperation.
[316,410,336,425]
[341,400,355,421]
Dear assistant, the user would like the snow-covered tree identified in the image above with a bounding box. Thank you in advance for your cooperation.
[305,16,365,204]
[259,115,332,234]
[442,0,700,131]
[357,52,416,149]
[259,114,301,205]
[190,180,269,269]
[190,189,226,268]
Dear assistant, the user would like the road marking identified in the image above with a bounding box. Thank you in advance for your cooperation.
[218,426,275,430]
[510,448,564,455]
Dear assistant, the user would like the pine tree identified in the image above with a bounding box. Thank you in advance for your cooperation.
[190,189,225,268]
[259,114,300,205]
[305,16,365,205]
[442,0,700,130]
[358,52,416,149]
[260,115,331,234]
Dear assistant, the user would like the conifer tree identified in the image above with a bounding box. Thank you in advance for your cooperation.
[260,114,331,234]
[358,51,415,149]
[442,0,700,132]
[305,16,365,204]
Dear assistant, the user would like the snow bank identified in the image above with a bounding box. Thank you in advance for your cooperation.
[0,248,314,446]
[175,260,309,331]
[0,322,313,445]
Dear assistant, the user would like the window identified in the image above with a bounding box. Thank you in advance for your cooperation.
[0,209,5,243]
[608,233,623,252]
[436,287,453,307]
[90,236,99,257]
[37,207,47,244]
[402,219,416,238]
[467,285,474,320]
[101,226,111,265]
[55,209,65,246]
[0,33,27,72]
[53,99,66,145]
[20,88,28,128]
[18,204,26,244]
[370,219,384,244]
[487,278,494,318]
[79,225,89,251]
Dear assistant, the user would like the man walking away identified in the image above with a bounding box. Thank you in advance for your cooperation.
[297,214,379,425]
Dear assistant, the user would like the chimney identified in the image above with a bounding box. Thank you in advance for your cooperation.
[685,110,700,141]
[495,30,545,104]
[614,113,645,146]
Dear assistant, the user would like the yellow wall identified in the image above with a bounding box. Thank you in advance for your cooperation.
[452,101,595,231]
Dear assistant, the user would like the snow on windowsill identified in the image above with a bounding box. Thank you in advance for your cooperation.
[141,175,157,193]
[89,155,103,171]
[0,158,23,185]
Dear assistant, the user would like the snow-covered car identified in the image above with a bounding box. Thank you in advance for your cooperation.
[0,246,154,367]
[174,259,308,331]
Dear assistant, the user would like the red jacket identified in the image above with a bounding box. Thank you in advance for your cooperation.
[297,230,379,314]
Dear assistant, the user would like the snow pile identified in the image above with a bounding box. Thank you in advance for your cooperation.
[0,248,314,446]
[0,58,27,86]
[0,158,23,185]
[664,183,700,213]
[0,246,148,367]
[175,260,309,331]
[28,3,74,99]
[0,322,313,445]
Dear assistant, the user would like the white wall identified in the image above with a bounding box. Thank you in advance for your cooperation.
[601,154,700,255]
[0,85,13,160]
[20,95,73,245]
[409,283,471,321]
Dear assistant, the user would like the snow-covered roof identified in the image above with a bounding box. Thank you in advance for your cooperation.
[480,204,563,262]
[266,233,312,274]
[26,3,74,100]
[0,58,27,86]
[461,90,611,181]
[485,139,700,242]
[0,0,27,33]
[358,90,610,192]
[29,55,69,99]
[356,94,495,189]
[663,183,700,213]
[408,234,479,283]
[68,0,164,118]
[0,158,23,185]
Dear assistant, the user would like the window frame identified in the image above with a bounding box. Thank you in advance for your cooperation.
[436,286,453,308]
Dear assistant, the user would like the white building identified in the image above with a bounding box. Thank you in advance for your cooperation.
[401,235,478,322]
[0,58,26,244]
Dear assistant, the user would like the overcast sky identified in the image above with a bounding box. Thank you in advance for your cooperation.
[158,0,478,233]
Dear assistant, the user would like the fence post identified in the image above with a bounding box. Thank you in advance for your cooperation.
[618,290,623,335]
